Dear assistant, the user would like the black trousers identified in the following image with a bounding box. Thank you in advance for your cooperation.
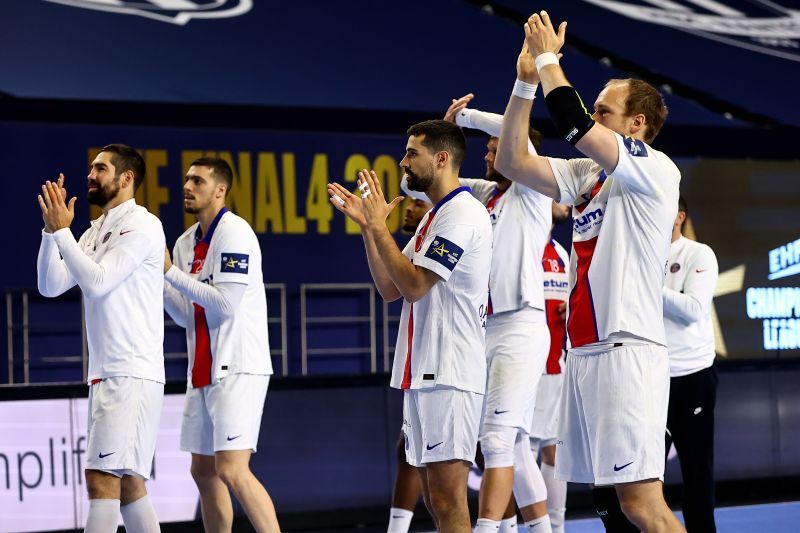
[666,364,718,533]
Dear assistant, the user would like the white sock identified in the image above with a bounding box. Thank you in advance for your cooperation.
[387,507,414,533]
[523,514,552,532]
[541,463,566,533]
[84,499,120,533]
[498,516,518,532]
[120,494,161,533]
[475,517,502,532]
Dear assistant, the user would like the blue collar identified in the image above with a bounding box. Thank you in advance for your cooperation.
[195,207,227,245]
[431,186,471,215]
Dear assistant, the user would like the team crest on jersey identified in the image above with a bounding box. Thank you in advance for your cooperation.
[424,236,463,272]
[42,0,252,26]
[583,0,800,62]
[623,136,648,157]
[221,253,249,273]
[670,262,681,273]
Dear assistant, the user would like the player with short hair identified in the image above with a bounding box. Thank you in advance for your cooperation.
[37,144,166,533]
[442,96,555,532]
[163,157,279,533]
[495,11,684,532]
[663,196,719,532]
[329,119,492,532]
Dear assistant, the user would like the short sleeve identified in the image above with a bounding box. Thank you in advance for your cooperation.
[212,227,254,284]
[548,157,598,205]
[413,223,475,282]
[458,178,496,204]
[610,134,679,195]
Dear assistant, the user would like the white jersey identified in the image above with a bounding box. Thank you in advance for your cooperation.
[169,209,272,387]
[459,178,552,314]
[663,236,718,377]
[390,188,492,394]
[549,133,680,349]
[37,199,166,384]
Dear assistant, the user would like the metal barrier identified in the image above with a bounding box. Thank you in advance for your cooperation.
[300,283,377,375]
[5,283,288,384]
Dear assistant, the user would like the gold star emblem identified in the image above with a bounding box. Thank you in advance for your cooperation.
[432,243,449,257]
[225,257,238,269]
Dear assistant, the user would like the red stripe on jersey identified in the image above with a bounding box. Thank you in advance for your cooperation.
[567,237,600,348]
[485,187,506,212]
[544,299,565,374]
[191,240,213,388]
[542,241,566,374]
[401,303,414,389]
[574,171,607,214]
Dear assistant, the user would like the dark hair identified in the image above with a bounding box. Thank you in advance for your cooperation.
[100,144,145,191]
[190,157,234,196]
[606,78,668,143]
[406,120,467,169]
[678,195,688,214]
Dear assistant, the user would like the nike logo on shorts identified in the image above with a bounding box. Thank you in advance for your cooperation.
[494,409,509,415]
[227,435,242,441]
[426,442,443,451]
[613,461,634,472]
[98,452,115,458]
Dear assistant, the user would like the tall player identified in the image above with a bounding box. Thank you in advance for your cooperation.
[163,158,279,533]
[37,145,165,533]
[495,11,684,532]
[442,97,554,533]
[328,120,492,532]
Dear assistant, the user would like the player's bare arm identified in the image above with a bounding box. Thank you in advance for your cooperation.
[359,169,440,303]
[495,41,560,199]
[526,11,619,173]
[328,179,403,302]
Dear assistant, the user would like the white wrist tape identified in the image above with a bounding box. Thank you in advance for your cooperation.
[534,52,559,72]
[512,79,539,100]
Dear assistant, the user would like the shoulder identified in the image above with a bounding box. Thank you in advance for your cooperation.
[685,239,717,261]
[130,206,164,231]
[219,211,256,235]
[175,224,198,246]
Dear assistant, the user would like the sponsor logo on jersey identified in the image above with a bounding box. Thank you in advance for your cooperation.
[544,279,570,289]
[424,236,463,271]
[221,253,249,273]
[42,0,253,26]
[583,0,800,62]
[574,208,604,232]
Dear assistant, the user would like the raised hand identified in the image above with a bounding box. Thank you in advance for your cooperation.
[524,10,567,58]
[516,40,539,84]
[328,181,368,227]
[443,93,474,122]
[38,174,76,233]
[357,169,404,231]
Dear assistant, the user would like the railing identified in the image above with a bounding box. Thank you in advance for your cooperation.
[299,283,377,375]
[5,283,402,385]
[4,283,290,384]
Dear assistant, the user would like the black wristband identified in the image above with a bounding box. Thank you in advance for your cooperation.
[544,86,596,145]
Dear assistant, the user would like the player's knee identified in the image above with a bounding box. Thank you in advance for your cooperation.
[427,485,458,517]
[480,425,517,468]
[215,463,247,490]
[120,476,146,505]
[190,461,216,484]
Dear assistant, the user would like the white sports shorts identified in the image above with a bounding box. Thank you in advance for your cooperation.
[555,343,670,485]
[181,373,270,456]
[85,377,165,479]
[530,372,564,441]
[482,308,550,431]
[402,386,483,467]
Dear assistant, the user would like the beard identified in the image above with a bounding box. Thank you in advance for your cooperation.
[484,167,506,183]
[405,167,435,192]
[87,176,121,207]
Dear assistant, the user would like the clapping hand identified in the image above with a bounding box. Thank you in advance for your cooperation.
[38,173,75,233]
